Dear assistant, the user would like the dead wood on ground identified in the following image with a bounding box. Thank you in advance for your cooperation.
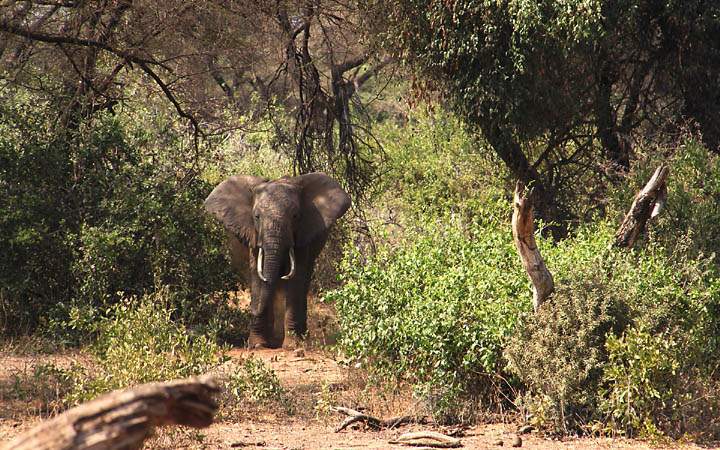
[389,430,463,448]
[331,406,424,432]
[2,375,219,450]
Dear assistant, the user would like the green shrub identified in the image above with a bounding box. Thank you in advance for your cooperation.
[66,288,227,404]
[221,356,292,419]
[599,327,681,437]
[4,362,76,417]
[373,107,507,221]
[226,356,286,405]
[326,211,529,423]
[0,85,237,338]
[507,221,720,437]
[0,89,74,334]
[506,271,627,432]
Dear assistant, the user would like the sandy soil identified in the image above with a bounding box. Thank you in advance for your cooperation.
[1,345,711,450]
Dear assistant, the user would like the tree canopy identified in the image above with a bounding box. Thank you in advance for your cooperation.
[366,0,720,229]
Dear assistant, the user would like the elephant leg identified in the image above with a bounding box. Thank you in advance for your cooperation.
[248,296,272,348]
[282,246,310,349]
[248,248,276,348]
[283,237,326,349]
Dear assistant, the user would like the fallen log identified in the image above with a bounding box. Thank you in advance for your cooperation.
[2,375,219,450]
[331,406,422,432]
[614,165,669,248]
[512,181,554,311]
[389,430,462,448]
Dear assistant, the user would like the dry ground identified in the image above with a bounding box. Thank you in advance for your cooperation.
[0,300,715,449]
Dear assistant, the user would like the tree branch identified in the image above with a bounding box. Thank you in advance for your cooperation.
[0,18,169,70]
[137,60,204,145]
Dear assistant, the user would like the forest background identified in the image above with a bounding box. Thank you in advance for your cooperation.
[3,0,720,441]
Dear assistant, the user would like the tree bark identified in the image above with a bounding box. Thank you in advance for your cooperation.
[595,57,630,173]
[512,181,555,312]
[482,122,566,238]
[2,375,219,450]
[614,165,669,248]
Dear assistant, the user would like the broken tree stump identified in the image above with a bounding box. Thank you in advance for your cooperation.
[614,165,669,248]
[2,375,220,450]
[512,181,555,312]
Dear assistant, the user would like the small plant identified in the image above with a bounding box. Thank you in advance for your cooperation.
[4,362,78,417]
[226,356,285,404]
[314,380,338,418]
[222,356,292,418]
[599,327,681,438]
[66,288,227,405]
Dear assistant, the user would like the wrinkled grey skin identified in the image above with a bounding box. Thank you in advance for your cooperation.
[205,173,350,349]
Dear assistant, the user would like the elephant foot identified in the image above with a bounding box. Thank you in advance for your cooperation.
[282,333,304,350]
[248,332,272,349]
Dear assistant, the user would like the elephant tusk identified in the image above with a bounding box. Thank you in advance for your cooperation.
[257,248,267,282]
[281,247,296,280]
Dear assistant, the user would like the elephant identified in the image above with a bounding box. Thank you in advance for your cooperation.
[204,172,351,349]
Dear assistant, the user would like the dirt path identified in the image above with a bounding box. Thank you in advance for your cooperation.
[0,346,713,449]
[167,348,705,450]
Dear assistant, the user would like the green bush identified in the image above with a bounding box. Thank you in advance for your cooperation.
[66,288,227,404]
[0,85,237,338]
[599,327,681,437]
[507,221,720,437]
[0,89,74,334]
[373,107,507,221]
[326,210,529,423]
[226,356,286,405]
[506,268,628,432]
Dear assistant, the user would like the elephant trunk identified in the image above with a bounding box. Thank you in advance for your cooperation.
[258,244,283,286]
[257,245,295,282]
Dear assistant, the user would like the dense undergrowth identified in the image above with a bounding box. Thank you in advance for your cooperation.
[4,83,720,441]
[327,109,720,439]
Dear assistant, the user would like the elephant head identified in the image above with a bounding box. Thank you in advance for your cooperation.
[204,172,350,347]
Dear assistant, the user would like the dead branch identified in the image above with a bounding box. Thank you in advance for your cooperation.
[614,165,669,248]
[0,18,168,70]
[389,431,462,448]
[331,406,421,432]
[512,181,555,311]
[2,375,219,450]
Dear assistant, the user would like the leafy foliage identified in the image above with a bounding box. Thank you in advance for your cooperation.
[0,86,237,337]
[366,0,720,224]
[328,215,529,422]
[226,357,286,405]
[599,327,681,437]
[506,274,626,433]
[509,221,720,436]
[65,289,227,405]
[328,111,527,422]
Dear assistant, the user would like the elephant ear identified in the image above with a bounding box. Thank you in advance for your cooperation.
[204,175,267,246]
[296,172,351,246]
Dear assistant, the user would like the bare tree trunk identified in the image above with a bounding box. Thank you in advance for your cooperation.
[614,165,669,248]
[2,376,219,450]
[512,181,555,312]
